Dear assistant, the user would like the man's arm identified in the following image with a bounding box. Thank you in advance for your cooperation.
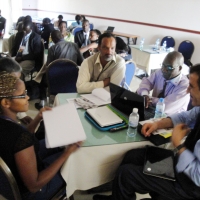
[80,43,98,53]
[74,43,84,66]
[76,60,104,93]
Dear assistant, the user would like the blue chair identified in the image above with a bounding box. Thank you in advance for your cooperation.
[161,36,175,48]
[72,27,82,35]
[46,59,79,96]
[90,23,94,30]
[178,40,194,67]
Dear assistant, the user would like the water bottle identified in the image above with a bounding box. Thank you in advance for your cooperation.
[154,98,165,118]
[139,38,145,51]
[127,108,139,137]
[162,41,167,51]
[155,38,160,50]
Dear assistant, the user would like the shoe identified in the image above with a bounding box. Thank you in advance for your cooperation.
[35,102,43,110]
[93,194,112,200]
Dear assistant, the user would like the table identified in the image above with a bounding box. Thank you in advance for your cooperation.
[130,45,169,75]
[54,93,152,198]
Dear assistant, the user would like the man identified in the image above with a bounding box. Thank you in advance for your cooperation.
[0,10,6,38]
[34,30,84,109]
[54,14,63,28]
[75,19,90,48]
[76,32,126,94]
[11,20,43,77]
[137,51,190,115]
[94,63,200,200]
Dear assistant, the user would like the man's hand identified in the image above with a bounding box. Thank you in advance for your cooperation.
[141,122,158,137]
[172,124,190,147]
[103,77,110,87]
[15,57,22,62]
[20,116,33,125]
[143,95,151,108]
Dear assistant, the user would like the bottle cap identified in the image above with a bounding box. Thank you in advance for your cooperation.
[159,98,164,103]
[133,108,138,113]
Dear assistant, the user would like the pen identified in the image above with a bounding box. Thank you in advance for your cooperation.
[109,125,128,132]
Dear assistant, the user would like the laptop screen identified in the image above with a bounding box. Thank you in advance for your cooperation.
[110,83,145,121]
[106,26,115,32]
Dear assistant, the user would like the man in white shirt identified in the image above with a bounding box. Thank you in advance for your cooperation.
[76,32,126,94]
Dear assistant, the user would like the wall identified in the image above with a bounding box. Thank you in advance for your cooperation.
[22,0,200,64]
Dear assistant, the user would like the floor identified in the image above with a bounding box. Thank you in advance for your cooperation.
[0,39,150,200]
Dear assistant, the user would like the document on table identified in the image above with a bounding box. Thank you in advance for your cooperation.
[43,103,86,148]
[81,88,111,106]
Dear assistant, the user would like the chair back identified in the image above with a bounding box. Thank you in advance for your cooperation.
[161,36,175,48]
[0,157,21,200]
[90,23,94,30]
[72,27,83,36]
[124,60,136,89]
[47,59,79,96]
[178,40,194,66]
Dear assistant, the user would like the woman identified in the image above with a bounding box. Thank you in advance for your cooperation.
[0,69,81,199]
[59,21,74,42]
[71,15,82,28]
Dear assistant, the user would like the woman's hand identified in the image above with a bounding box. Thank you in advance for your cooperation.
[38,107,52,119]
[65,142,83,154]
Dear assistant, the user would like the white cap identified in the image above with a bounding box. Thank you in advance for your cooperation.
[133,108,138,113]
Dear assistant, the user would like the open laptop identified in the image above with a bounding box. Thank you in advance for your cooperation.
[110,83,155,121]
[105,26,115,33]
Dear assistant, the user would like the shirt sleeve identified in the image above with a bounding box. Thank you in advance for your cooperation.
[17,112,27,119]
[176,140,200,186]
[76,59,104,93]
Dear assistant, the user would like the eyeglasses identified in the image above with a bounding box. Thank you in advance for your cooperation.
[7,90,28,99]
[161,64,177,72]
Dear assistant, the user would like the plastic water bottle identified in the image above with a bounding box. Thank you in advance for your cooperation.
[154,98,165,118]
[127,108,139,137]
[162,41,167,51]
[155,38,160,50]
[139,38,145,51]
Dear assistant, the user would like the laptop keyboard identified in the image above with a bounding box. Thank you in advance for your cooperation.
[144,106,155,119]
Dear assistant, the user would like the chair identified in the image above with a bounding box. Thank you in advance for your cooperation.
[123,60,136,90]
[46,59,79,96]
[90,23,94,30]
[161,36,175,48]
[72,26,83,35]
[0,157,22,200]
[178,40,194,67]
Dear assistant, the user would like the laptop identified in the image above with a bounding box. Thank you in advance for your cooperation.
[105,26,115,33]
[109,83,155,121]
[86,106,123,127]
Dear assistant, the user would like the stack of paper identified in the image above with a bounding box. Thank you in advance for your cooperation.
[43,103,86,148]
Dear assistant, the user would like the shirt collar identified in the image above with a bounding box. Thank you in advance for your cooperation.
[95,53,117,65]
[166,73,182,86]
[25,30,32,38]
[83,30,90,36]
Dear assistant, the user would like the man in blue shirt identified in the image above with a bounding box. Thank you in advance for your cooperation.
[93,64,200,199]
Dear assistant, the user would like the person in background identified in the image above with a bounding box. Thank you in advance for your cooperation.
[16,16,25,32]
[41,17,54,49]
[23,15,40,34]
[0,10,6,38]
[0,71,82,200]
[59,21,74,42]
[76,32,125,94]
[80,15,86,22]
[80,29,101,58]
[71,15,82,28]
[54,14,63,28]
[75,19,90,48]
[137,51,190,116]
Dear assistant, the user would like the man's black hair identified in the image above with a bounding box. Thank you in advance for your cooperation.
[23,20,33,29]
[91,29,101,36]
[58,15,63,19]
[23,15,32,22]
[82,19,89,25]
[0,57,22,73]
[51,30,63,43]
[75,15,81,25]
[43,17,51,24]
[58,20,67,27]
[98,32,116,45]
[190,64,200,89]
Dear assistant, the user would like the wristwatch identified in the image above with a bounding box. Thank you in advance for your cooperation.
[174,144,185,155]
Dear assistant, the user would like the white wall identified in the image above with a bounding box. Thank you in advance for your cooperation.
[22,0,200,64]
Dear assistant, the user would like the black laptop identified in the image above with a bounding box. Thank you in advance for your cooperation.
[105,26,115,33]
[110,83,155,121]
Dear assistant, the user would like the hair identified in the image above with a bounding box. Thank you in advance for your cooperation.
[58,20,67,27]
[0,72,18,99]
[23,20,33,29]
[91,29,101,37]
[82,19,89,25]
[98,32,116,45]
[190,64,200,89]
[16,16,24,26]
[51,30,63,43]
[23,15,32,22]
[43,17,51,24]
[75,15,81,25]
[0,57,22,73]
[116,37,128,53]
[58,15,63,19]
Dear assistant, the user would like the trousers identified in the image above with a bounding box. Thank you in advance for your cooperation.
[112,148,200,200]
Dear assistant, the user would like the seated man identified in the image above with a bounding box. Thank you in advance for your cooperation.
[80,29,101,58]
[75,19,90,48]
[93,63,200,200]
[34,30,84,109]
[137,51,190,115]
[11,20,43,78]
[76,32,126,94]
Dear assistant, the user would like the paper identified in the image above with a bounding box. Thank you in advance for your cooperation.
[66,98,82,108]
[81,88,111,106]
[43,103,86,148]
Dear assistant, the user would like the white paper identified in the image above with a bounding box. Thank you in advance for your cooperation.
[43,103,86,148]
[66,98,82,108]
[92,88,110,102]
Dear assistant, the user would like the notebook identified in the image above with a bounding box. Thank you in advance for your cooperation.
[106,26,115,33]
[109,83,155,121]
[143,146,175,181]
[86,106,123,127]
